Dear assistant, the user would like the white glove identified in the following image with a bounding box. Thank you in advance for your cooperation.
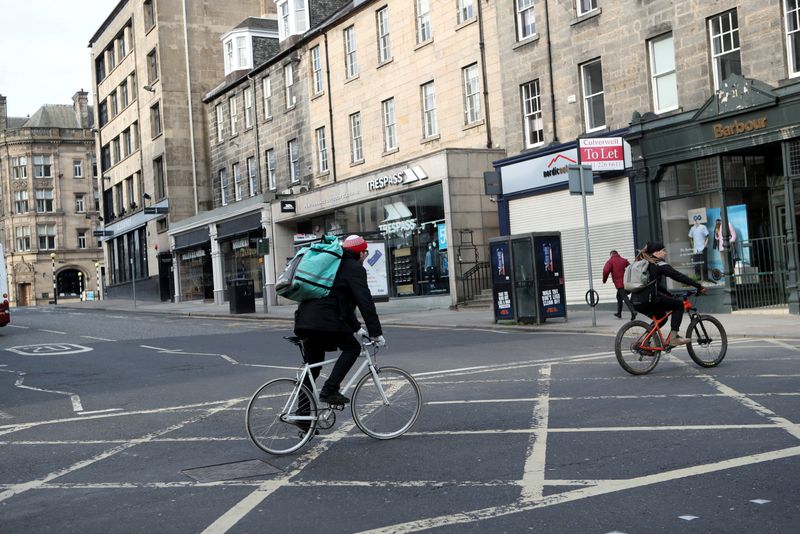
[356,328,369,339]
[374,335,386,347]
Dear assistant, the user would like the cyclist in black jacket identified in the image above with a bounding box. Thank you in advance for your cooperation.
[294,235,385,405]
[630,241,706,348]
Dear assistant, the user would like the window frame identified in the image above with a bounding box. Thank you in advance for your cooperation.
[382,97,397,152]
[14,190,29,214]
[75,194,86,213]
[284,64,296,108]
[15,226,31,252]
[311,45,324,95]
[288,139,300,184]
[143,0,156,32]
[649,33,679,114]
[37,223,57,251]
[349,112,363,163]
[33,155,52,178]
[266,148,277,191]
[344,26,359,79]
[516,0,536,41]
[262,76,273,119]
[576,0,598,17]
[216,103,224,141]
[708,10,742,90]
[377,7,392,63]
[243,86,253,128]
[247,156,258,196]
[315,126,329,174]
[415,0,431,43]
[219,168,229,206]
[463,63,482,125]
[11,156,27,179]
[77,231,87,250]
[233,162,243,201]
[73,159,84,178]
[457,0,475,24]
[421,81,438,138]
[786,0,800,78]
[35,189,54,213]
[150,102,162,137]
[147,48,159,84]
[521,79,544,148]
[580,58,606,132]
[229,95,238,135]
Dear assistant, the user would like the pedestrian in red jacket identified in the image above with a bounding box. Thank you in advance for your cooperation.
[602,250,636,320]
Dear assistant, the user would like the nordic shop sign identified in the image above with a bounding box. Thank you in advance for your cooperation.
[367,166,428,191]
[500,148,578,194]
[579,137,624,171]
[712,117,767,139]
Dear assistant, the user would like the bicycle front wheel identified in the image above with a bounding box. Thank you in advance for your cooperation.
[246,378,318,455]
[686,315,727,368]
[615,320,661,375]
[351,366,421,440]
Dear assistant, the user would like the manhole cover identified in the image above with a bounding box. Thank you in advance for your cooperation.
[182,459,282,482]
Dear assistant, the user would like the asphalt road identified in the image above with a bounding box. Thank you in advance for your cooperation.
[1,307,798,533]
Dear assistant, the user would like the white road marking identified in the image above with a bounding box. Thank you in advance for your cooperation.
[39,329,67,335]
[520,365,551,501]
[7,324,29,329]
[766,339,800,352]
[0,398,241,504]
[139,344,297,369]
[80,335,116,342]
[6,343,93,356]
[750,499,771,504]
[76,408,122,416]
[13,373,83,412]
[0,411,12,420]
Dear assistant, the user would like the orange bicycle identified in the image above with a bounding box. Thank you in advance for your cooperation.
[614,291,727,375]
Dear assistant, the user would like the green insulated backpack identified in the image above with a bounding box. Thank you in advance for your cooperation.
[275,235,343,302]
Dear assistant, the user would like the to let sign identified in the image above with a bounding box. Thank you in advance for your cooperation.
[579,137,624,171]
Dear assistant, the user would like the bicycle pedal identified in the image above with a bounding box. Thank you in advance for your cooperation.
[328,402,345,411]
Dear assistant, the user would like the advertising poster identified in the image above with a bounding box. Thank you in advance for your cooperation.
[533,236,566,318]
[490,242,514,321]
[437,223,448,250]
[364,240,389,298]
[705,204,749,274]
[491,242,511,285]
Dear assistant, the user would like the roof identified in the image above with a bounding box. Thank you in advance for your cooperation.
[232,17,278,32]
[6,117,29,128]
[18,104,94,129]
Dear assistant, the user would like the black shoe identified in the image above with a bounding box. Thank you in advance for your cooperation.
[613,313,622,318]
[319,390,350,405]
[630,313,637,321]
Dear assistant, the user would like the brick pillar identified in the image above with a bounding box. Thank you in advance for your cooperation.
[72,90,89,128]
[0,94,7,130]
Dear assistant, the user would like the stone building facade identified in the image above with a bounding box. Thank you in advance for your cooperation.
[0,93,102,306]
[88,0,266,302]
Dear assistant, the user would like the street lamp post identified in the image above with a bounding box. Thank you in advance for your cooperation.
[78,272,84,301]
[50,252,57,305]
[131,257,137,309]
[95,261,101,301]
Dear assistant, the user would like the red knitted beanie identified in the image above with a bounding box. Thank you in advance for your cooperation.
[342,235,367,253]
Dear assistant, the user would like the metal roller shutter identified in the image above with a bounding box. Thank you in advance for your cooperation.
[509,177,636,305]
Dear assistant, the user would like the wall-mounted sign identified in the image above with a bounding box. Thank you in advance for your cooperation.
[280,200,296,213]
[712,117,767,139]
[579,137,624,171]
[367,166,428,191]
[232,237,251,250]
[501,148,578,195]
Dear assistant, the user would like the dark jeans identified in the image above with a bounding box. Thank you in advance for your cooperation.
[633,294,685,331]
[616,287,635,315]
[297,330,361,395]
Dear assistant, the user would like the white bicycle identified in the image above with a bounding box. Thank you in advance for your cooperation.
[246,336,421,455]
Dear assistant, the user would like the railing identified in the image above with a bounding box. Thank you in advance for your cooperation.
[732,236,789,310]
[458,261,490,304]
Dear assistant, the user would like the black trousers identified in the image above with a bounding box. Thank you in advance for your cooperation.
[692,249,708,280]
[616,287,635,315]
[633,294,685,331]
[297,330,361,394]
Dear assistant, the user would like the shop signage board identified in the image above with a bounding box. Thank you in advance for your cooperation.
[280,200,296,213]
[367,166,428,191]
[500,148,579,194]
[579,137,625,171]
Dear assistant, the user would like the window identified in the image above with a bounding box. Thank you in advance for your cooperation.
[416,0,431,43]
[154,156,165,199]
[37,224,56,250]
[315,127,328,173]
[237,36,247,68]
[77,231,87,250]
[288,139,300,183]
[649,34,678,113]
[276,0,309,39]
[147,49,158,83]
[109,92,118,117]
[577,0,597,16]
[463,64,482,124]
[229,96,238,135]
[219,168,229,205]
[33,155,52,177]
[279,1,290,38]
[247,156,258,196]
[581,59,605,131]
[266,149,277,190]
[708,10,741,90]
[11,156,27,179]
[516,0,535,41]
[382,98,397,152]
[244,87,253,128]
[96,56,106,82]
[130,73,138,102]
[350,112,363,163]
[262,76,272,119]
[73,159,83,178]
[216,104,224,141]
[98,100,108,127]
[14,191,28,214]
[107,45,116,72]
[126,177,135,208]
[311,46,323,95]
[787,0,800,78]
[112,137,121,163]
[118,29,127,58]
[284,64,296,108]
[232,163,243,201]
[15,226,31,252]
[377,7,392,63]
[131,122,140,151]
[458,0,474,24]
[35,189,54,212]
[150,102,162,137]
[120,81,129,108]
[75,194,86,213]
[143,0,155,31]
[114,183,123,214]
[521,80,544,147]
[101,145,111,171]
[421,82,438,138]
[225,40,234,73]
[344,26,358,78]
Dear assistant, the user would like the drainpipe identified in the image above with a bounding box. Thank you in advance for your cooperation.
[476,0,492,148]
[543,0,558,143]
[248,74,263,193]
[182,0,199,215]
[323,33,337,182]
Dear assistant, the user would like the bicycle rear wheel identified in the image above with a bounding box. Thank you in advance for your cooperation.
[246,378,318,455]
[615,320,661,375]
[351,366,421,439]
[686,315,727,368]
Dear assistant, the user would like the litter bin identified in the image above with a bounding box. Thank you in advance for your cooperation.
[228,279,256,314]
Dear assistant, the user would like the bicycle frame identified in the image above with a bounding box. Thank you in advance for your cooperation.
[281,342,390,425]
[637,295,698,352]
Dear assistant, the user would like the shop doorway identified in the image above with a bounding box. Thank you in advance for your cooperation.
[56,269,83,298]
[16,283,32,306]
[157,253,174,302]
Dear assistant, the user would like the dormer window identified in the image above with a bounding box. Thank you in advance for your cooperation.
[223,32,252,75]
[276,0,309,40]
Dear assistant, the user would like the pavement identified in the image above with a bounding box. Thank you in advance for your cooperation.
[49,295,800,339]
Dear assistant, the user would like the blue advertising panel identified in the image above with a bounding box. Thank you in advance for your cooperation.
[437,223,448,250]
[706,204,749,274]
[490,241,514,321]
[533,235,566,319]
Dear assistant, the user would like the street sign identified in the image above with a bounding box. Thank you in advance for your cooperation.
[92,230,114,237]
[144,206,169,215]
[568,164,594,195]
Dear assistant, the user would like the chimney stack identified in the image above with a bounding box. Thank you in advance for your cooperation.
[73,90,89,128]
[0,94,7,130]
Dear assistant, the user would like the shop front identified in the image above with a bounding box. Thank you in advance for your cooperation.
[271,149,503,304]
[173,226,212,301]
[493,132,635,306]
[627,75,800,314]
[217,213,265,302]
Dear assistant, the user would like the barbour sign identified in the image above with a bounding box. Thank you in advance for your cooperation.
[712,117,767,139]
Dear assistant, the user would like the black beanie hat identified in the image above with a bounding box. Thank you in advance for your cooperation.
[646,241,665,254]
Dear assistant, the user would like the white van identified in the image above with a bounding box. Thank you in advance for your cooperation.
[0,243,10,326]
